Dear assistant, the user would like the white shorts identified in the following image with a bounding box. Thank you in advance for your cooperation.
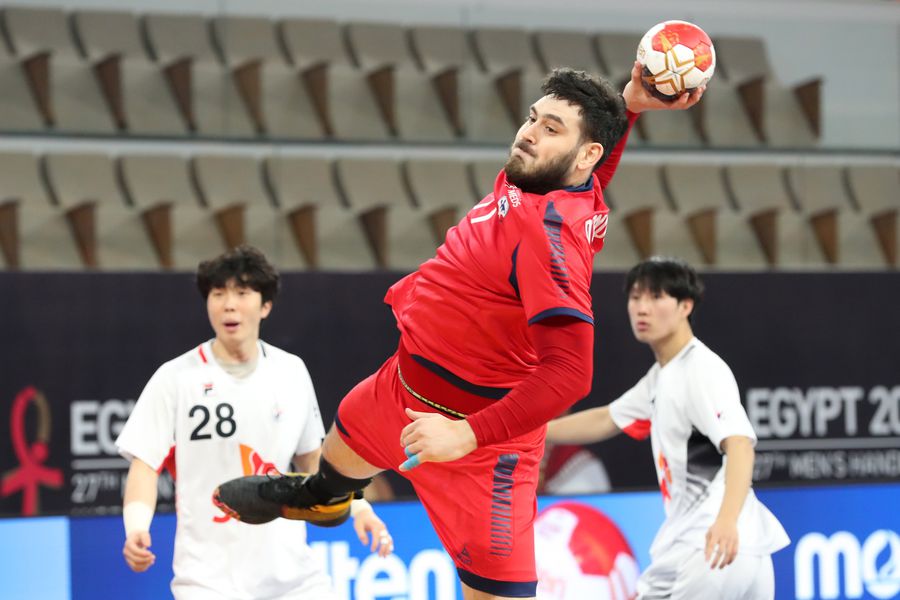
[637,543,775,600]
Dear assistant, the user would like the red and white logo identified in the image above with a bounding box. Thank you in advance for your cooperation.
[535,501,640,600]
[1,387,63,516]
[585,214,609,244]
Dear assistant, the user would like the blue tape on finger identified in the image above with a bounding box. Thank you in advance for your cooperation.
[401,453,421,470]
[404,447,415,458]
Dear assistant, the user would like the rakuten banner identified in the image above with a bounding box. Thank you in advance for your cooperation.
[1,484,897,600]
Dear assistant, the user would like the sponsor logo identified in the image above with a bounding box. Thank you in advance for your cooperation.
[498,195,510,218]
[795,529,900,599]
[71,399,134,457]
[584,214,608,244]
[69,399,174,510]
[535,501,639,600]
[506,184,522,207]
[203,382,215,397]
[456,544,472,566]
[1,387,64,515]
[310,541,457,600]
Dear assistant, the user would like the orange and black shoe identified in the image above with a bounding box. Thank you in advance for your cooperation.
[212,472,356,527]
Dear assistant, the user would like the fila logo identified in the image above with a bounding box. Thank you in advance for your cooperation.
[203,383,214,396]
[585,214,609,243]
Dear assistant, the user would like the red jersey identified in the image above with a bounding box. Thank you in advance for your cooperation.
[387,171,608,390]
[386,111,637,412]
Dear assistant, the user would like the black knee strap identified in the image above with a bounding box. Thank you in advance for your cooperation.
[307,456,374,503]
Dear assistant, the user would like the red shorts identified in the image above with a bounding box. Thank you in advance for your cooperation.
[335,344,543,597]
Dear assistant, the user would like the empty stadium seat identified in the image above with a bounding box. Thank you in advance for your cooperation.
[280,19,389,140]
[714,36,819,148]
[785,165,883,268]
[0,151,82,269]
[190,154,304,268]
[74,11,184,135]
[404,159,479,244]
[43,152,160,269]
[4,7,115,133]
[0,12,45,131]
[265,155,375,270]
[468,158,505,200]
[844,165,899,268]
[335,158,435,270]
[724,163,811,268]
[345,23,456,142]
[467,27,545,143]
[144,13,251,137]
[408,25,480,139]
[534,30,604,75]
[664,164,768,269]
[118,154,223,269]
[212,16,323,139]
[601,163,698,268]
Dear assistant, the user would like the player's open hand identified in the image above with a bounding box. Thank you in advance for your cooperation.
[705,517,739,569]
[352,505,394,558]
[623,61,705,114]
[123,530,156,572]
[398,408,478,471]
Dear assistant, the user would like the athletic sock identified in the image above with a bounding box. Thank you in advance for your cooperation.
[305,456,373,504]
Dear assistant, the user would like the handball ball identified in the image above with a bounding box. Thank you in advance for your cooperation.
[636,20,715,101]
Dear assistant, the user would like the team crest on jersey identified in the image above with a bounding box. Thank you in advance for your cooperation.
[584,213,609,244]
[498,195,509,218]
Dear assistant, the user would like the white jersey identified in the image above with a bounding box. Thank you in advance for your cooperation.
[608,337,789,560]
[116,340,333,600]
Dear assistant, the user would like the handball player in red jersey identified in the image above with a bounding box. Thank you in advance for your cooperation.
[216,62,704,600]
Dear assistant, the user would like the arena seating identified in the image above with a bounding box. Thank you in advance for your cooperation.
[0,6,895,272]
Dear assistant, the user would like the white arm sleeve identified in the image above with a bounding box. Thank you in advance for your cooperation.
[293,358,327,456]
[684,355,757,452]
[116,363,177,470]
[608,372,654,440]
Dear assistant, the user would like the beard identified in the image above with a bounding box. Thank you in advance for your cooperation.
[504,143,579,195]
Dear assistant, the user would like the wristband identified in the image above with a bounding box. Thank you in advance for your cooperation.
[350,498,372,517]
[123,501,154,535]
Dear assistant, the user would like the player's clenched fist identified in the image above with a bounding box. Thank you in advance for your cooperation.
[398,408,478,471]
[123,530,156,572]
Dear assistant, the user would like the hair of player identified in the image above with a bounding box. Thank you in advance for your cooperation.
[624,256,704,319]
[196,245,280,304]
[540,67,629,170]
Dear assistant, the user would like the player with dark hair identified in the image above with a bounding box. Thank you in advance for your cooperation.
[216,63,705,600]
[547,257,789,599]
[117,245,392,600]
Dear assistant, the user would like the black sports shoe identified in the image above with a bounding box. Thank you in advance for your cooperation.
[213,472,355,527]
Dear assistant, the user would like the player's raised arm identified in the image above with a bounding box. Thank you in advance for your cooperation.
[122,458,158,573]
[546,406,621,445]
[596,60,706,190]
[623,60,705,115]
